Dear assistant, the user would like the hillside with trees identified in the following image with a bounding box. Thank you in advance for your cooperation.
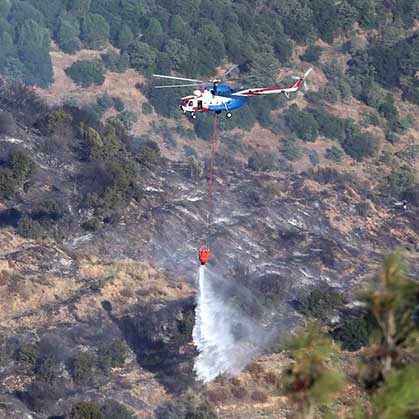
[0,1,418,418]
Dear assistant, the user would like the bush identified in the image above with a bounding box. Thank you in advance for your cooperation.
[136,140,160,167]
[113,97,124,112]
[33,199,65,221]
[101,400,136,419]
[309,109,345,141]
[300,287,344,319]
[308,150,320,166]
[251,390,268,403]
[35,355,61,384]
[17,216,43,239]
[117,111,137,130]
[231,386,247,399]
[284,104,319,142]
[101,51,129,73]
[156,394,216,419]
[70,401,103,419]
[281,137,301,161]
[0,111,16,135]
[65,60,105,87]
[301,45,323,64]
[183,394,217,419]
[9,150,36,185]
[141,102,153,115]
[0,168,17,198]
[248,152,277,172]
[342,131,379,161]
[82,217,102,231]
[82,125,124,161]
[15,343,39,367]
[71,351,96,385]
[98,339,128,374]
[155,400,186,419]
[97,94,114,113]
[386,165,416,196]
[331,316,371,351]
[194,115,213,141]
[206,388,229,403]
[325,146,343,162]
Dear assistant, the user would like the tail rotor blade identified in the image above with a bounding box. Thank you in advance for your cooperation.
[224,64,239,78]
[304,67,313,79]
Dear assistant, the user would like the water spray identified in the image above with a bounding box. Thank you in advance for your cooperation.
[192,265,274,383]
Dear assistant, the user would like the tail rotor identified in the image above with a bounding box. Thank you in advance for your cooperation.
[292,67,313,91]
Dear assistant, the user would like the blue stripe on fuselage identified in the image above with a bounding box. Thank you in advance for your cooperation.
[208,97,247,112]
[204,85,247,111]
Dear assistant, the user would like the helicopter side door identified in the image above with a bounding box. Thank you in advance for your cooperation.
[197,100,203,110]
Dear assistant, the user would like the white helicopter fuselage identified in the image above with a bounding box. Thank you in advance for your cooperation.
[179,88,231,113]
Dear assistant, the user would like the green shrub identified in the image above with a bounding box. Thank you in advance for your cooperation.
[308,150,320,166]
[194,115,213,141]
[82,218,102,231]
[284,104,319,142]
[308,109,345,141]
[141,102,153,115]
[112,97,124,112]
[325,146,343,162]
[101,51,129,73]
[9,150,36,185]
[248,152,277,172]
[281,137,302,161]
[0,168,17,198]
[65,60,105,87]
[33,199,65,220]
[98,339,128,374]
[17,216,43,239]
[82,125,124,161]
[0,111,16,135]
[117,111,137,130]
[71,351,96,385]
[55,17,81,54]
[183,145,197,158]
[101,400,136,419]
[155,400,186,419]
[342,131,379,161]
[15,343,39,367]
[300,287,344,319]
[386,165,416,196]
[70,401,103,419]
[97,94,114,113]
[331,316,371,351]
[80,13,109,50]
[136,140,160,167]
[301,45,323,64]
[35,355,60,384]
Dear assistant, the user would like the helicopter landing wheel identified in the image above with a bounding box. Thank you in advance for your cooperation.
[226,112,232,119]
[190,112,197,119]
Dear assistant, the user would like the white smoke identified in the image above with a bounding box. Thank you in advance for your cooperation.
[193,266,277,383]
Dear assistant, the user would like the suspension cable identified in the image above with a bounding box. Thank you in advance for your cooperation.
[207,113,218,221]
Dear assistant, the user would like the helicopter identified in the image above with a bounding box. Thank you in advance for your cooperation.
[153,66,313,119]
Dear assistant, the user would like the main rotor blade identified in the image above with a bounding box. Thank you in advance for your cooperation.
[154,83,204,89]
[304,67,313,78]
[224,64,239,78]
[153,74,204,83]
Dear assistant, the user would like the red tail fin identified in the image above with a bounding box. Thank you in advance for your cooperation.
[291,79,303,89]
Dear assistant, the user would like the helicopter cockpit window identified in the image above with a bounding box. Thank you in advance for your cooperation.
[188,101,193,106]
